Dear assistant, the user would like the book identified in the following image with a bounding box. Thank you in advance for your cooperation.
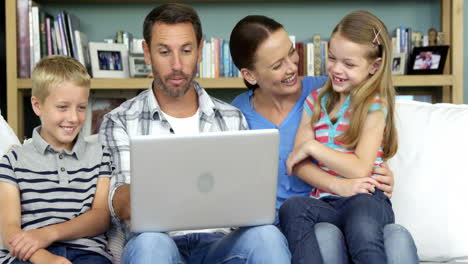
[295,42,304,76]
[17,0,31,77]
[56,12,69,56]
[74,30,91,73]
[28,1,34,73]
[45,16,53,56]
[39,10,47,58]
[306,42,314,76]
[65,12,81,60]
[31,5,41,68]
[53,20,63,55]
[320,40,328,76]
[313,34,322,76]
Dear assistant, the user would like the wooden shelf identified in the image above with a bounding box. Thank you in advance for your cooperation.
[5,0,464,140]
[17,78,246,90]
[16,75,453,90]
[392,75,453,86]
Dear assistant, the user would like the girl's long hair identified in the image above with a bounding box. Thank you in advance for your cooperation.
[311,10,398,159]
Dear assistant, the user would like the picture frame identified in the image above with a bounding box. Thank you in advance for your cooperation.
[82,90,139,136]
[407,45,449,75]
[129,53,152,78]
[89,42,130,78]
[391,52,406,75]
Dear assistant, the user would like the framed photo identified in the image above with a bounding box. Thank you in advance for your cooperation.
[129,53,152,78]
[391,53,406,75]
[82,90,139,136]
[89,42,130,78]
[407,45,449,75]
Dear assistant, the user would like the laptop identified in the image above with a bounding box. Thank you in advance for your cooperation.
[129,129,279,233]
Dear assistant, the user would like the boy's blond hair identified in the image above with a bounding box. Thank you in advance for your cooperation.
[31,55,90,102]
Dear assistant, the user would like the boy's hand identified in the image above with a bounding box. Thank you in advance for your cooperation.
[30,250,72,264]
[9,229,54,261]
[334,177,380,197]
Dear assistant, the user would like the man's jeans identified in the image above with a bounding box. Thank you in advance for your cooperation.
[121,225,291,264]
[280,190,397,264]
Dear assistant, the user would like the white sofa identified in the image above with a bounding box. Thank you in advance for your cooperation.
[1,101,468,264]
[389,100,468,263]
[105,100,468,264]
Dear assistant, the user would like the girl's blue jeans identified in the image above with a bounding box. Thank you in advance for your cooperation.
[279,190,398,264]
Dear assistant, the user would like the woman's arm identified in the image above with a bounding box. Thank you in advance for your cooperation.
[288,110,386,179]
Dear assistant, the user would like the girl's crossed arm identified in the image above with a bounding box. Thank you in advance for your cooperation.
[288,108,386,179]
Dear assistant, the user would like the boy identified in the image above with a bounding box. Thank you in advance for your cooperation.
[0,55,112,264]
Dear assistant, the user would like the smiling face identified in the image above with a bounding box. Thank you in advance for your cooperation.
[242,28,300,97]
[32,81,89,151]
[143,22,202,98]
[326,33,379,95]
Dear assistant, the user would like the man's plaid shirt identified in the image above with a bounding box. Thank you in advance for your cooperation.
[98,82,248,229]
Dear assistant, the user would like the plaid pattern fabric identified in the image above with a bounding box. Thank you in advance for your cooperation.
[99,82,248,228]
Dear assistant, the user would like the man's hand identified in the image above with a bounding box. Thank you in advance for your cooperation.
[9,228,54,261]
[372,162,394,198]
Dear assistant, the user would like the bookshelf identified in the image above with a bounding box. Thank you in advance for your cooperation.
[5,0,464,140]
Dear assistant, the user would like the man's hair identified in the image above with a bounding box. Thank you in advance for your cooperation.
[143,3,203,47]
[31,55,90,102]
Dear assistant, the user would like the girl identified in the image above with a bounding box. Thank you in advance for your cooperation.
[281,10,409,264]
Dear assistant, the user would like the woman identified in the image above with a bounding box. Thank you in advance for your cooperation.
[229,15,418,264]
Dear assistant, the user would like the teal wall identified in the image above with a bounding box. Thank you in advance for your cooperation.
[44,1,440,42]
[44,0,468,104]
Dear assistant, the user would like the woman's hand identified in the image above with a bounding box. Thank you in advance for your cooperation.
[334,177,381,197]
[372,162,394,198]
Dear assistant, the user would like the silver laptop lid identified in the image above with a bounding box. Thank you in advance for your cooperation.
[129,129,279,233]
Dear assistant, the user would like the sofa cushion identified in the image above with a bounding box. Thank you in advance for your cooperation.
[0,112,21,249]
[389,100,468,262]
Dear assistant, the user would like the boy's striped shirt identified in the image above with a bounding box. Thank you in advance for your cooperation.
[0,128,113,264]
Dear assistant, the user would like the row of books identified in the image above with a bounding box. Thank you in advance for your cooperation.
[197,35,330,79]
[197,38,240,78]
[392,26,445,56]
[17,0,91,78]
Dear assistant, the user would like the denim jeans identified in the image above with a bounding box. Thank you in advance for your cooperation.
[279,190,395,264]
[10,245,111,264]
[312,222,418,264]
[121,225,291,264]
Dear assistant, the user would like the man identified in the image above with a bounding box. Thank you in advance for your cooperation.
[99,3,291,264]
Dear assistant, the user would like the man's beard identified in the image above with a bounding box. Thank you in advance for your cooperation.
[153,69,197,97]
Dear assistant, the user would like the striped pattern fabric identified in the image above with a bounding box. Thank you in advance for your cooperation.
[98,82,248,233]
[0,128,113,264]
[304,90,386,199]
